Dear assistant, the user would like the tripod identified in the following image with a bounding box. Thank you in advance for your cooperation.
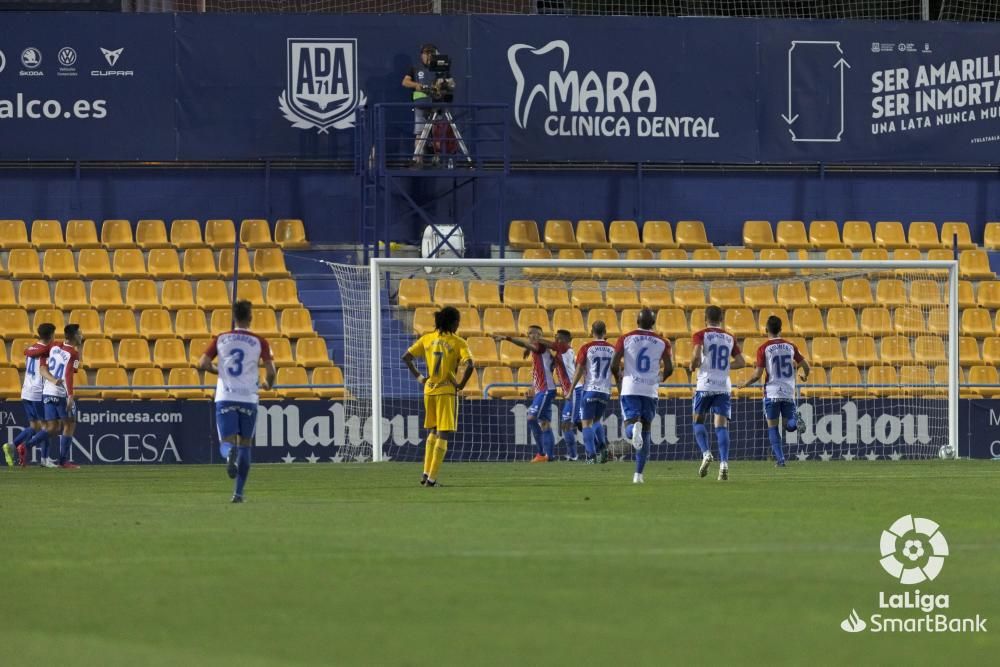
[413,108,472,166]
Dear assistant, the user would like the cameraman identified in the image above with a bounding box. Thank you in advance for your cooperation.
[402,44,438,164]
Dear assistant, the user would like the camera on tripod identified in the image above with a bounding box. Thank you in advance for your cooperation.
[426,53,456,103]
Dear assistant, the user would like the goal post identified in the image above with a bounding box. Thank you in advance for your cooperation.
[338,257,960,463]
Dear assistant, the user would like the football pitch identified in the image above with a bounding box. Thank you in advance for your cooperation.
[1,461,997,666]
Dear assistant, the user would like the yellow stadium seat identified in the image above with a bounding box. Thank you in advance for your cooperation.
[254,248,290,278]
[465,336,499,367]
[557,249,590,279]
[774,220,809,249]
[796,366,828,398]
[658,248,690,278]
[927,308,950,335]
[875,221,908,249]
[166,368,206,399]
[0,280,14,307]
[642,221,676,250]
[743,284,776,309]
[691,247,724,278]
[274,219,309,250]
[808,220,842,249]
[75,249,114,279]
[927,249,954,269]
[80,338,116,369]
[204,219,236,249]
[740,336,765,365]
[69,309,102,337]
[825,307,858,337]
[311,366,347,399]
[860,307,893,337]
[900,365,935,396]
[174,309,209,339]
[480,367,518,399]
[657,367,689,399]
[571,280,605,309]
[860,248,889,263]
[265,279,301,309]
[909,280,942,306]
[725,247,757,277]
[940,221,974,250]
[605,280,639,309]
[891,248,921,266]
[915,336,946,365]
[824,248,853,262]
[967,365,1000,397]
[576,220,611,250]
[499,339,530,368]
[218,248,255,279]
[675,220,712,249]
[0,220,31,249]
[188,338,212,366]
[673,281,706,310]
[508,220,543,250]
[960,249,994,279]
[984,222,1000,250]
[518,307,551,335]
[959,336,981,367]
[100,220,135,249]
[398,278,432,309]
[159,279,195,310]
[51,280,87,311]
[534,280,566,309]
[152,338,189,369]
[790,308,825,337]
[136,219,170,249]
[870,279,905,308]
[983,337,1000,366]
[31,308,64,332]
[259,337,293,368]
[170,219,205,249]
[275,367,312,399]
[0,255,7,278]
[639,280,672,308]
[808,279,841,308]
[65,219,101,249]
[934,365,952,391]
[483,307,517,337]
[654,308,688,339]
[456,307,482,337]
[962,308,994,337]
[608,220,644,249]
[758,248,793,276]
[139,309,175,340]
[977,281,1000,308]
[18,280,52,309]
[118,338,152,369]
[894,306,926,335]
[742,220,776,249]
[587,308,621,337]
[503,280,537,309]
[30,220,66,249]
[689,309,707,332]
[235,307,275,337]
[866,365,901,397]
[89,279,124,310]
[958,281,975,308]
[521,247,553,278]
[757,307,789,335]
[709,281,742,308]
[239,219,276,249]
[725,308,756,337]
[776,282,810,308]
[179,248,218,279]
[908,221,942,249]
[880,336,913,365]
[811,336,846,366]
[543,219,579,249]
[112,248,147,279]
[460,281,499,311]
[145,249,182,279]
[126,280,159,310]
[666,337,691,369]
[103,308,137,339]
[0,368,22,398]
[7,249,43,279]
[841,221,875,249]
[591,248,623,279]
[432,278,465,307]
[0,342,9,367]
[208,309,233,336]
[7,339,33,369]
[844,336,877,366]
[234,279,264,305]
[840,278,874,307]
[93,368,130,399]
[132,367,168,400]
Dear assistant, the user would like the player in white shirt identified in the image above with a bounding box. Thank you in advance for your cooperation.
[739,315,811,467]
[690,306,745,481]
[611,308,673,484]
[198,300,278,503]
[571,321,615,464]
[3,323,57,467]
[555,329,582,460]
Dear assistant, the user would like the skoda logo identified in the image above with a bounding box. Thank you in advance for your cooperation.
[58,47,77,67]
[21,47,41,69]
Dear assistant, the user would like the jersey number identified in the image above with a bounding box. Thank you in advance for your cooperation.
[47,357,65,379]
[636,348,651,373]
[593,357,610,378]
[26,357,37,376]
[432,350,444,376]
[770,354,794,379]
[706,344,730,370]
[226,349,245,377]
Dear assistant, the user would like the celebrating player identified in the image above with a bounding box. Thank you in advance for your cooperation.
[691,306,744,481]
[198,300,277,503]
[739,315,811,467]
[555,329,581,461]
[39,324,84,469]
[403,305,475,487]
[611,308,673,484]
[3,323,57,467]
[496,325,570,463]
[571,320,615,464]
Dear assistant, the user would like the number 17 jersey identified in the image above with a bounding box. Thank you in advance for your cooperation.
[576,340,615,395]
[616,329,671,398]
[205,329,272,405]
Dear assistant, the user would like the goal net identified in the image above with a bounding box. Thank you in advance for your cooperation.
[330,257,959,464]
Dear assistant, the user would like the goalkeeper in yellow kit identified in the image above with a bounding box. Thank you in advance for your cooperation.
[402,306,475,487]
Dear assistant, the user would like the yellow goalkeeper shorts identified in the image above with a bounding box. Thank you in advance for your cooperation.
[424,393,458,432]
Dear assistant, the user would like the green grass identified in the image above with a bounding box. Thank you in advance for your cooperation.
[1,461,998,666]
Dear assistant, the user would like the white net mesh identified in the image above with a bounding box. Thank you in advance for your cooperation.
[938,0,1000,20]
[336,258,955,464]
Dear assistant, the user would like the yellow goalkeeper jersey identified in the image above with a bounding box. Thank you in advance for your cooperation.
[407,331,472,396]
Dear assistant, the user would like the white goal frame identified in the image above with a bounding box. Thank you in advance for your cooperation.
[368,258,960,462]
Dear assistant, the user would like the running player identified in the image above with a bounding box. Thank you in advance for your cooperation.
[198,300,277,503]
[691,305,744,481]
[739,315,811,467]
[611,308,673,484]
[571,321,615,464]
[3,323,57,467]
[403,306,475,487]
[39,324,83,469]
[555,329,581,461]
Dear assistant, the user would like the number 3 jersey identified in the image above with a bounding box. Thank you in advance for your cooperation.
[615,329,671,398]
[755,338,804,400]
[692,327,740,394]
[205,329,273,404]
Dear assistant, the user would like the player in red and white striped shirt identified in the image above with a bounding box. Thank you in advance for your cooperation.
[39,324,84,469]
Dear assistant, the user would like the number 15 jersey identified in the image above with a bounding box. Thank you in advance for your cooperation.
[205,329,272,405]
[616,330,671,398]
[756,338,804,400]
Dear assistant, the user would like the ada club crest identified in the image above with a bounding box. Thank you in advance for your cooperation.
[279,38,366,134]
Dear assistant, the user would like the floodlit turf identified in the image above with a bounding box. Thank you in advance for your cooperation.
[1,461,997,666]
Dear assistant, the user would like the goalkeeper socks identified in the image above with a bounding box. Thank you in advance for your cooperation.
[716,426,731,463]
[541,430,555,459]
[29,429,50,460]
[234,447,252,497]
[527,419,544,455]
[13,427,34,446]
[636,431,651,473]
[58,435,71,464]
[582,426,596,457]
[429,436,448,481]
[423,434,438,475]
[767,426,785,463]
[693,423,709,455]
[562,426,577,459]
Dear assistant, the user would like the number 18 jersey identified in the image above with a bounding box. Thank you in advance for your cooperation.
[756,338,804,400]
[205,329,272,405]
[616,330,671,398]
[692,328,740,394]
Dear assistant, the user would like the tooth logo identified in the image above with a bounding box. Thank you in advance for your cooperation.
[840,609,866,633]
[507,40,569,129]
[879,514,948,585]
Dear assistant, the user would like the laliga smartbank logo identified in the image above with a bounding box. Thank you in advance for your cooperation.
[839,515,987,634]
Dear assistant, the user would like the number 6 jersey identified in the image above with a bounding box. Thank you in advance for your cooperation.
[205,329,273,404]
[616,329,671,398]
[756,338,804,400]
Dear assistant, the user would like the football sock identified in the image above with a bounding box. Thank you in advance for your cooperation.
[29,430,50,459]
[636,430,651,474]
[234,447,252,497]
[768,426,785,463]
[716,426,731,463]
[58,435,71,464]
[562,425,577,458]
[582,426,596,457]
[693,422,709,455]
[625,423,634,440]
[541,430,555,459]
[527,419,544,455]
[13,427,34,446]
[429,436,448,481]
[423,434,438,475]
[594,423,607,450]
